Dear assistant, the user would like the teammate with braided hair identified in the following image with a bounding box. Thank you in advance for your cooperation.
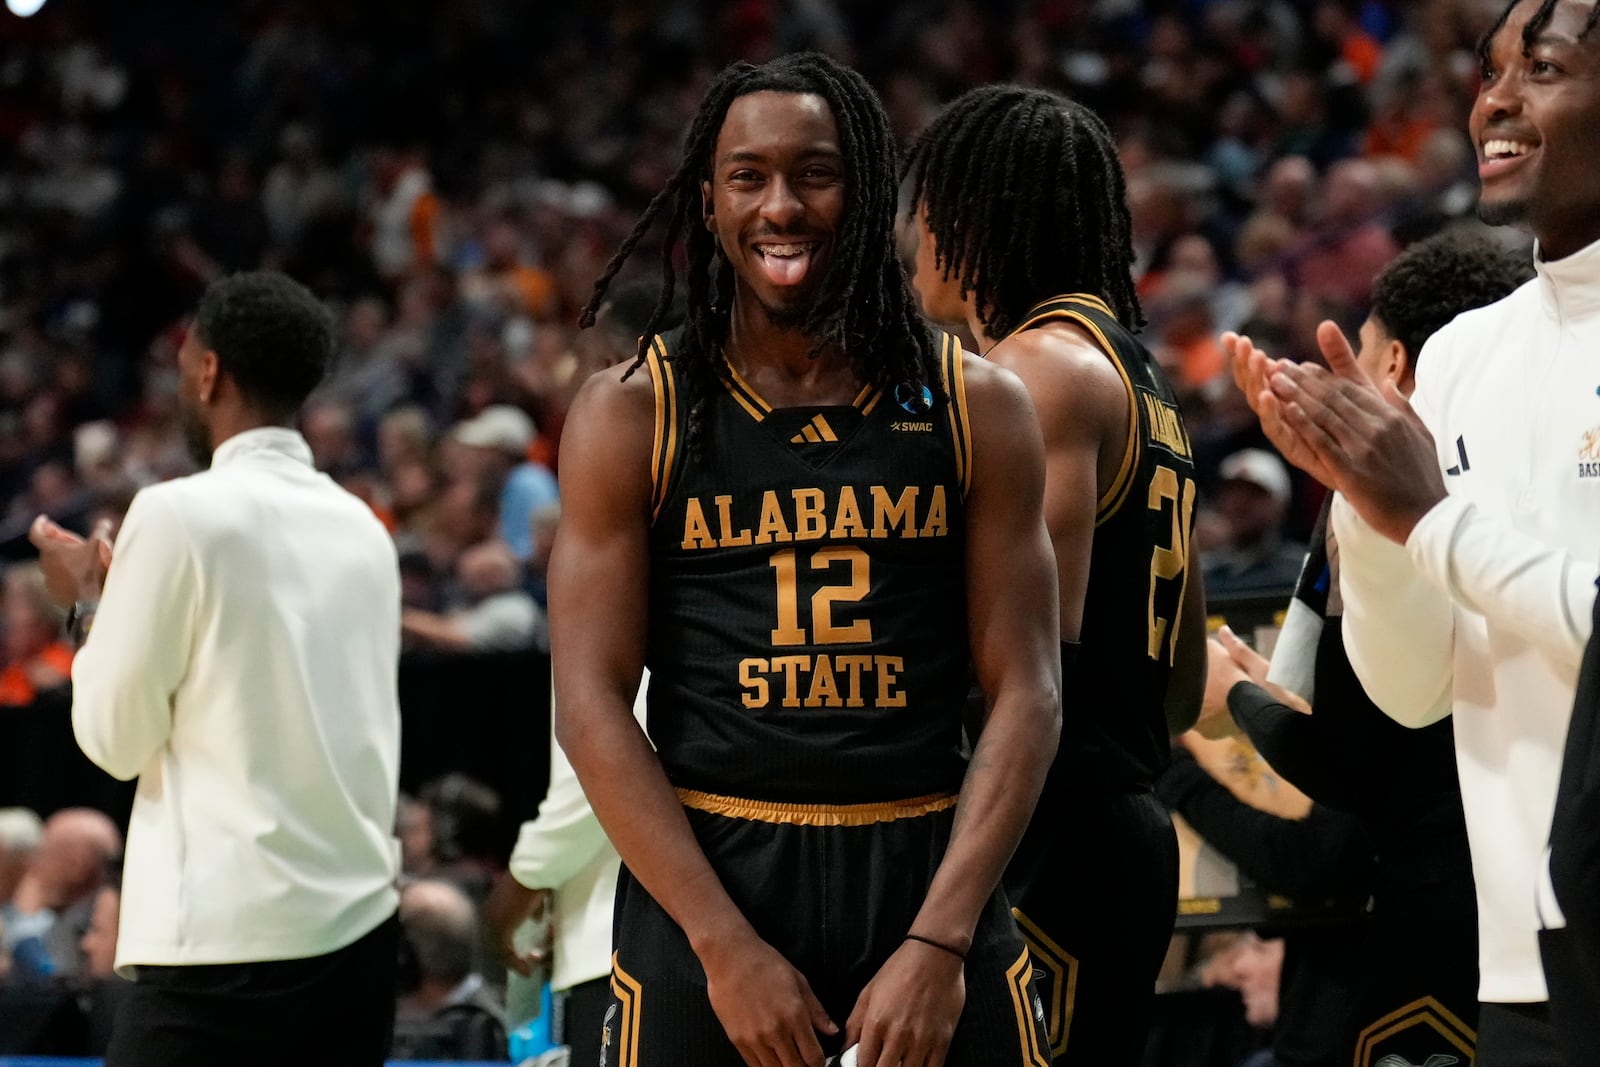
[552,53,1061,1067]
[905,85,1207,1066]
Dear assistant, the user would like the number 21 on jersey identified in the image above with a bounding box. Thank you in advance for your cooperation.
[1147,464,1196,664]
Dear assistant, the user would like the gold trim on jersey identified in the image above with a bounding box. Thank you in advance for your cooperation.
[854,380,884,415]
[1012,907,1079,1057]
[1352,995,1476,1067]
[609,952,644,1067]
[937,332,973,497]
[1004,945,1053,1067]
[645,337,679,524]
[722,361,772,421]
[676,788,957,826]
[1013,294,1140,526]
[722,363,885,422]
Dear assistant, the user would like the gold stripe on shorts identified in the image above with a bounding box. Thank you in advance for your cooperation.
[675,788,957,826]
[1005,945,1052,1067]
[610,951,643,1067]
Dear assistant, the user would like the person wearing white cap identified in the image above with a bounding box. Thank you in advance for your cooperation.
[1202,447,1307,598]
[450,404,558,562]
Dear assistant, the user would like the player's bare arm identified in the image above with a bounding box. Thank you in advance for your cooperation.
[550,368,836,1067]
[985,322,1126,642]
[846,354,1061,1067]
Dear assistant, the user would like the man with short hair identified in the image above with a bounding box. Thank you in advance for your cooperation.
[1230,1,1600,1059]
[31,270,402,1067]
[393,878,508,1061]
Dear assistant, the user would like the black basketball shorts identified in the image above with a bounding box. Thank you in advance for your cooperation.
[600,790,1052,1066]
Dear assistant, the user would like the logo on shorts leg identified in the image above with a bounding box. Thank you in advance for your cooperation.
[599,1003,618,1067]
[1354,996,1474,1067]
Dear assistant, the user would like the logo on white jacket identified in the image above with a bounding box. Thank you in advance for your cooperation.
[1579,426,1600,478]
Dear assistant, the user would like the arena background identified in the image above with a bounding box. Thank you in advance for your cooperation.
[0,0,1521,1063]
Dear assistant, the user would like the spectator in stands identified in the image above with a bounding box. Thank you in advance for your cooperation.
[1295,158,1401,313]
[1200,932,1286,1035]
[412,473,501,604]
[447,405,558,563]
[0,808,42,908]
[1202,449,1308,597]
[79,865,119,981]
[402,539,545,654]
[420,773,513,906]
[459,216,559,322]
[392,878,509,1062]
[78,856,131,1056]
[0,563,73,707]
[397,793,437,880]
[0,808,121,983]
[367,140,443,284]
[377,405,436,480]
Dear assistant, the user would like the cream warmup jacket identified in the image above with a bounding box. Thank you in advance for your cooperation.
[1333,237,1600,1002]
[72,428,402,974]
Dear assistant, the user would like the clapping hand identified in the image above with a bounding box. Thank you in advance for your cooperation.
[28,516,114,608]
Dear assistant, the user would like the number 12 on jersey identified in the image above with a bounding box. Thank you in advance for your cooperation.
[1147,465,1196,664]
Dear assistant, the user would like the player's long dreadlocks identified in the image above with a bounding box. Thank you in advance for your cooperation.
[903,85,1143,340]
[580,52,937,454]
[1478,0,1600,68]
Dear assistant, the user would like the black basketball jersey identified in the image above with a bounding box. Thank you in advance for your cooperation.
[1013,294,1198,791]
[643,330,973,804]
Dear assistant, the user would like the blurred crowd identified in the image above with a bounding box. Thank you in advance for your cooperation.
[0,0,1534,1056]
[0,770,528,1059]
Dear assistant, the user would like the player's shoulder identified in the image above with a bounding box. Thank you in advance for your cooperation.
[955,346,1032,417]
[984,323,1129,431]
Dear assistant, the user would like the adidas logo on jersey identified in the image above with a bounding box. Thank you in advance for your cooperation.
[790,415,838,444]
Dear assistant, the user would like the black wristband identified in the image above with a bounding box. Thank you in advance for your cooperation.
[904,933,966,961]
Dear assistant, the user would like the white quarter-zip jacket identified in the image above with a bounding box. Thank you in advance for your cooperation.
[1334,236,1600,1002]
[72,428,402,975]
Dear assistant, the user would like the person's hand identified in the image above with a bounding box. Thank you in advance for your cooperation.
[1216,625,1310,715]
[1197,637,1248,740]
[700,929,837,1067]
[28,517,113,608]
[1224,330,1341,491]
[482,871,550,978]
[1264,321,1445,543]
[845,939,964,1067]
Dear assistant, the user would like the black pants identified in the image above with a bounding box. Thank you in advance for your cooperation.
[560,975,612,1067]
[607,792,1051,1066]
[1476,1002,1565,1067]
[1003,789,1177,1067]
[106,913,399,1067]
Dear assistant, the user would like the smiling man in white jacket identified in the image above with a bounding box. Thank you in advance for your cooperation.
[1226,2,1600,1062]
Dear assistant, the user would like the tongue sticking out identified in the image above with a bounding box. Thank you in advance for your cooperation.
[759,248,813,286]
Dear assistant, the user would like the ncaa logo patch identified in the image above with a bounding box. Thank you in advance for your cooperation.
[895,381,934,415]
